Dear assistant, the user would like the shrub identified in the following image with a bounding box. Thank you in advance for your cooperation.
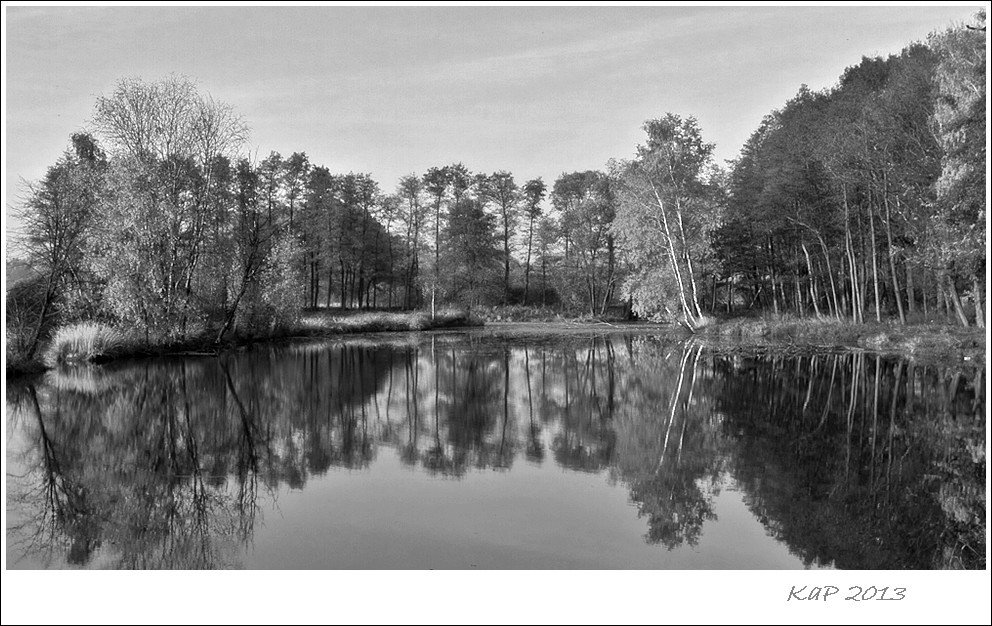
[247,234,306,335]
[428,308,481,329]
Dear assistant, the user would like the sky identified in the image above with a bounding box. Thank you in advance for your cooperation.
[2,5,981,228]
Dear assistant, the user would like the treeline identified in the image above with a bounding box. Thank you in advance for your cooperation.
[6,71,631,360]
[715,16,986,327]
[7,13,985,361]
[9,79,296,358]
[609,13,986,328]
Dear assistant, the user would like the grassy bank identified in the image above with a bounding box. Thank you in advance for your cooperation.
[474,313,985,363]
[476,316,985,365]
[298,308,481,333]
[474,304,634,323]
[8,309,984,376]
[695,315,986,362]
[7,308,482,375]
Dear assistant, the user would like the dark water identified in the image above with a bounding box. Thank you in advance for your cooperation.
[5,331,985,569]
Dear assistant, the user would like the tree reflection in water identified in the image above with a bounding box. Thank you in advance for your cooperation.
[5,334,985,569]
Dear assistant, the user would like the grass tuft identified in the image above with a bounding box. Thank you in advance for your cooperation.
[43,322,128,367]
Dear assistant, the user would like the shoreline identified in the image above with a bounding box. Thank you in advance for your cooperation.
[482,319,985,364]
[6,309,482,379]
[693,317,986,363]
[7,315,985,379]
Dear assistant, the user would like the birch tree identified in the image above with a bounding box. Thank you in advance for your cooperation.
[613,115,717,327]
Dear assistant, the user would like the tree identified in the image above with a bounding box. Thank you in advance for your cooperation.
[283,152,310,231]
[535,215,559,306]
[16,135,105,357]
[91,76,249,341]
[92,76,246,167]
[423,166,451,317]
[397,174,427,308]
[552,171,619,315]
[613,115,718,326]
[258,152,284,225]
[216,158,277,341]
[478,171,520,303]
[337,173,380,308]
[373,193,403,307]
[929,11,986,326]
[301,165,336,308]
[442,197,501,307]
[521,178,547,304]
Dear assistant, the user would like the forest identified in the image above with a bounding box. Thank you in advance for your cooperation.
[5,13,986,367]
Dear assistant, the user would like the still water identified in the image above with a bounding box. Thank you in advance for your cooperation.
[5,331,986,569]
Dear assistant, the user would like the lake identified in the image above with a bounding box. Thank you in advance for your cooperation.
[4,330,985,569]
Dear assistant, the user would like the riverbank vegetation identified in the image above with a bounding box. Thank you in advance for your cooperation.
[5,12,985,372]
[693,314,983,361]
[35,309,479,369]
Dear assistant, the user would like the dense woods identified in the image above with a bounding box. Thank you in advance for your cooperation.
[716,18,986,329]
[6,13,986,364]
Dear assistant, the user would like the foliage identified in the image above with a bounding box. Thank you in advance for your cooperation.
[713,14,985,327]
[550,170,620,315]
[929,12,986,302]
[612,115,723,324]
[441,198,502,307]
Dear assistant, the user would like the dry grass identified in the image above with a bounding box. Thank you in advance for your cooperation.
[706,315,853,342]
[689,314,717,330]
[299,308,482,333]
[7,309,483,376]
[698,314,984,361]
[476,305,570,323]
[43,322,129,366]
